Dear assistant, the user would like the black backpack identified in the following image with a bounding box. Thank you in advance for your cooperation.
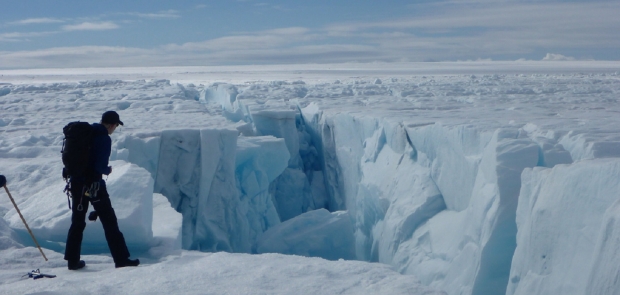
[61,122,94,179]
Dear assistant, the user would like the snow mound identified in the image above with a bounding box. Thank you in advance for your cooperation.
[5,160,154,254]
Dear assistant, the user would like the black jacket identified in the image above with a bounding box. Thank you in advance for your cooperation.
[90,123,112,181]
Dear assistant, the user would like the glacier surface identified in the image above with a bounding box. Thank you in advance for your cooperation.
[1,63,620,295]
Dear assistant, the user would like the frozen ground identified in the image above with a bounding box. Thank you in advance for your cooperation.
[1,61,620,295]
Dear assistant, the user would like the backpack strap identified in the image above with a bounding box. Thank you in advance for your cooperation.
[63,181,71,209]
[63,179,88,211]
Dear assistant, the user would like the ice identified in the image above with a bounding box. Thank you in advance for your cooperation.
[0,87,10,97]
[312,113,541,294]
[0,210,21,250]
[256,209,355,261]
[507,159,620,295]
[148,193,182,257]
[585,198,620,295]
[200,83,246,122]
[153,128,290,252]
[4,160,154,253]
[2,63,620,294]
[250,109,328,222]
[235,136,289,250]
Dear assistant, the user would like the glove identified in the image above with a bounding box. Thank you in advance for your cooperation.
[0,175,6,187]
[88,211,98,222]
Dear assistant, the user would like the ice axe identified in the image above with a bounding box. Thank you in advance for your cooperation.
[1,179,48,261]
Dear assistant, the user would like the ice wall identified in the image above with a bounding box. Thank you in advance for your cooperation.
[252,110,329,222]
[152,128,290,252]
[298,107,580,295]
[507,159,620,295]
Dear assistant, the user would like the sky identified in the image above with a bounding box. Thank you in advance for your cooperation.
[0,0,619,69]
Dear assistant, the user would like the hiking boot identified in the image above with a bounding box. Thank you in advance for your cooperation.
[115,258,140,268]
[68,260,86,270]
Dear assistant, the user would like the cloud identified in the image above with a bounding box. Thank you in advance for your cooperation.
[164,27,315,52]
[0,46,152,68]
[10,18,64,25]
[542,53,576,61]
[62,22,119,31]
[0,38,383,69]
[328,2,620,34]
[0,31,59,42]
[133,10,180,19]
[0,1,619,68]
[324,2,620,59]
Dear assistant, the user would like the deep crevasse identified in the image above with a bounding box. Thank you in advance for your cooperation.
[107,80,620,295]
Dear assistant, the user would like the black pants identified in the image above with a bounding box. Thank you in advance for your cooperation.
[64,179,130,264]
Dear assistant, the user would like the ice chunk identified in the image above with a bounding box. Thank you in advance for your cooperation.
[200,83,245,122]
[154,129,238,251]
[251,110,301,168]
[236,136,289,182]
[113,134,161,178]
[234,135,288,250]
[155,128,291,253]
[508,159,620,295]
[405,123,490,211]
[531,137,572,167]
[256,209,355,261]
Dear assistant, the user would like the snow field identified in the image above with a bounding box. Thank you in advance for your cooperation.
[1,63,620,294]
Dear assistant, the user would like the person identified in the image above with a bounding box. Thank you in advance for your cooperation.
[0,174,6,187]
[64,111,140,270]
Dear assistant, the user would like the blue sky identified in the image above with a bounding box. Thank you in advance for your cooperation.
[0,0,619,69]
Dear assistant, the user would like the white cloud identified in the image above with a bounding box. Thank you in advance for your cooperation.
[328,2,620,34]
[10,18,64,25]
[164,27,316,52]
[542,53,576,61]
[134,10,180,19]
[0,46,152,69]
[324,2,620,59]
[0,31,59,42]
[0,2,618,68]
[62,22,119,31]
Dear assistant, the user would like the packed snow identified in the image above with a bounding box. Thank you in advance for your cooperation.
[1,61,620,295]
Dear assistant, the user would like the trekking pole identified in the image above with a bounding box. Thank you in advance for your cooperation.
[2,185,48,261]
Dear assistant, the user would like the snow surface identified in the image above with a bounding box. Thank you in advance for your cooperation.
[1,61,620,294]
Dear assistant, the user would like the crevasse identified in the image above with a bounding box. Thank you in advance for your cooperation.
[10,77,618,295]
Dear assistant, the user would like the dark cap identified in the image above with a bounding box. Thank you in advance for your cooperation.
[101,111,124,126]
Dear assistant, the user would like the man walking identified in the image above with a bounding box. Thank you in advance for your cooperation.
[64,111,139,270]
